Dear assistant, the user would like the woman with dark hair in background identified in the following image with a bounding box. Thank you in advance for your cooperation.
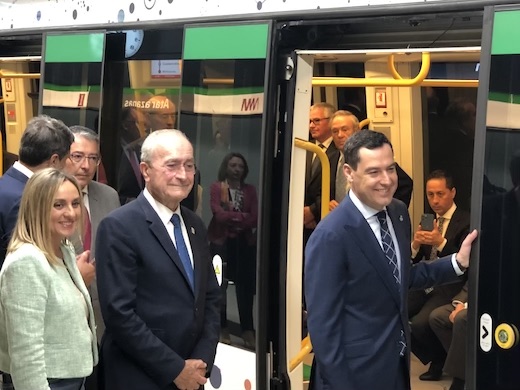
[208,152,258,349]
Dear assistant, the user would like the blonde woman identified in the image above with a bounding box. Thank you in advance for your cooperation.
[0,168,97,390]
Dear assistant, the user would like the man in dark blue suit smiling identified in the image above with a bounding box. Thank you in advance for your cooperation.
[305,130,477,390]
[96,129,220,390]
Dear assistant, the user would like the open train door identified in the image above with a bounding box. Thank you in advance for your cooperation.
[179,21,279,390]
[468,5,520,390]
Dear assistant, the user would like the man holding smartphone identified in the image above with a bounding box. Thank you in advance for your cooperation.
[409,170,470,382]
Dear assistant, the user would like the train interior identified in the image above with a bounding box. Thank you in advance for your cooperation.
[1,5,519,389]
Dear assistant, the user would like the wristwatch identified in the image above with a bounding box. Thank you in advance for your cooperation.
[455,256,467,272]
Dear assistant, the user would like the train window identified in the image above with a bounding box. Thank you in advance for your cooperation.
[179,22,270,387]
[39,32,105,130]
[100,28,183,199]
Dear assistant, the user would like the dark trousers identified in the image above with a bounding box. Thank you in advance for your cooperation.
[430,304,467,380]
[408,289,449,365]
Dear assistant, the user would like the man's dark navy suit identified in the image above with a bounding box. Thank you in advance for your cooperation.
[96,194,220,390]
[305,196,461,390]
[0,166,28,267]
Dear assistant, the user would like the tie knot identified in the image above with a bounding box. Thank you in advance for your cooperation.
[171,213,181,227]
[318,143,325,149]
[376,210,387,224]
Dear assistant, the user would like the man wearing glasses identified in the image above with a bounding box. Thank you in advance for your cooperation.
[64,126,120,340]
[304,102,338,244]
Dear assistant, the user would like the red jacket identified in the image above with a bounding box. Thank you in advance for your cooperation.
[207,181,258,246]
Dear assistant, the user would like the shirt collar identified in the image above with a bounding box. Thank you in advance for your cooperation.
[143,188,180,225]
[316,137,333,149]
[13,161,33,179]
[438,202,457,220]
[349,189,383,220]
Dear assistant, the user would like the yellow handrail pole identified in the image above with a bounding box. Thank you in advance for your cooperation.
[313,52,430,87]
[313,77,477,88]
[0,97,4,104]
[294,138,330,219]
[0,70,41,79]
[289,335,313,372]
[202,77,234,85]
[289,138,331,373]
[387,53,403,80]
[359,118,371,129]
[386,56,478,87]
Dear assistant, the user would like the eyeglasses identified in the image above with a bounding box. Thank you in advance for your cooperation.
[69,153,101,165]
[162,161,197,174]
[309,117,329,125]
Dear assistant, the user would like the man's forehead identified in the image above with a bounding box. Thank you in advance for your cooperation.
[154,140,193,157]
[310,107,323,116]
[332,116,354,128]
[426,178,449,189]
[72,136,99,149]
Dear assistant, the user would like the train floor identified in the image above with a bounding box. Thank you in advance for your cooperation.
[225,283,456,389]
[410,354,453,390]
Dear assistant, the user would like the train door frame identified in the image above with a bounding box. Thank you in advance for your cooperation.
[281,45,486,390]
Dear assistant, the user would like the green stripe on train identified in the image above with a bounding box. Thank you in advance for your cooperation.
[45,33,104,63]
[492,10,520,55]
[184,24,269,60]
[488,92,520,104]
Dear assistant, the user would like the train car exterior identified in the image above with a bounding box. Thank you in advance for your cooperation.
[1,1,520,389]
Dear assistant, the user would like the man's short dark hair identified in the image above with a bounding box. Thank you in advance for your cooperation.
[426,169,454,189]
[344,130,393,170]
[18,115,74,167]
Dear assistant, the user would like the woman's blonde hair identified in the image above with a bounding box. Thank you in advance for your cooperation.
[7,168,83,265]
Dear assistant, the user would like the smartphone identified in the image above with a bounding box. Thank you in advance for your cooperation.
[420,213,435,231]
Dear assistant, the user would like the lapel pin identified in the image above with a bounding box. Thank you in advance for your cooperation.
[191,227,195,234]
[399,215,403,222]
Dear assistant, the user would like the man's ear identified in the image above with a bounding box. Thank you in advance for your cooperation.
[48,153,61,168]
[344,164,354,183]
[140,161,149,182]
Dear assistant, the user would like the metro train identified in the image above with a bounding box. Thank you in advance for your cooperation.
[1,0,520,389]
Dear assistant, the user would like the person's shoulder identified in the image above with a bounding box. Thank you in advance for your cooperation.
[243,183,257,192]
[453,207,470,220]
[2,244,49,271]
[0,167,25,191]
[104,195,143,221]
[89,180,120,199]
[388,198,409,219]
